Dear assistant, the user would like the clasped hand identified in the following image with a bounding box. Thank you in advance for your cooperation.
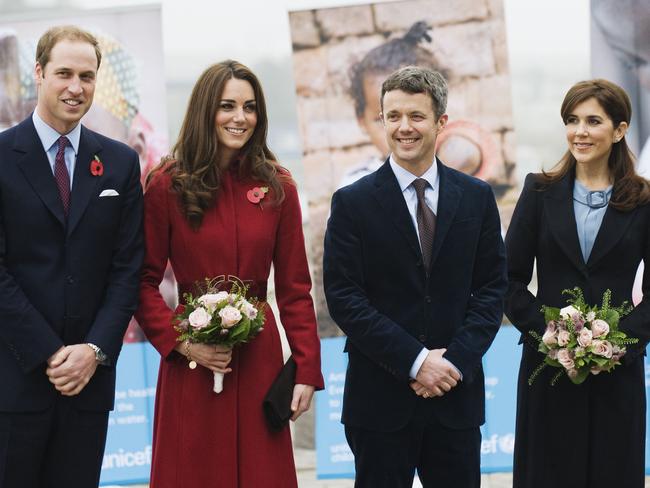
[180,342,233,374]
[411,348,461,398]
[46,344,98,396]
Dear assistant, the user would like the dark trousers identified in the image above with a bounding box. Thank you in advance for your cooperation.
[0,399,109,488]
[345,414,480,488]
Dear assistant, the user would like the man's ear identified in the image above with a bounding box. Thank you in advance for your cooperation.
[35,62,44,86]
[437,114,448,131]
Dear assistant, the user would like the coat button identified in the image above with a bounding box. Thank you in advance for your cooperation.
[419,334,426,342]
[425,296,432,303]
[66,276,74,284]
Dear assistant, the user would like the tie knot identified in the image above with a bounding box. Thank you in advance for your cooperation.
[412,178,429,199]
[57,136,69,152]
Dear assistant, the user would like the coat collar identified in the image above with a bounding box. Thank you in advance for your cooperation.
[13,117,102,233]
[371,158,462,270]
[372,159,422,260]
[544,171,636,269]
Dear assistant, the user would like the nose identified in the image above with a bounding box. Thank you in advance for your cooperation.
[67,76,82,95]
[233,107,246,123]
[398,115,412,132]
[575,121,588,136]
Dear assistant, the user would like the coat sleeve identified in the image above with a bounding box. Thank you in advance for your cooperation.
[618,206,650,358]
[272,183,324,389]
[0,190,63,372]
[443,183,507,382]
[135,172,179,359]
[323,188,424,382]
[84,151,144,364]
[504,173,547,339]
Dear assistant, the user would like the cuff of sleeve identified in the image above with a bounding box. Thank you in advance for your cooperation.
[409,348,429,379]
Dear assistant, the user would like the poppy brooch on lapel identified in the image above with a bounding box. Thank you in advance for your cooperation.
[90,155,104,176]
[247,186,269,206]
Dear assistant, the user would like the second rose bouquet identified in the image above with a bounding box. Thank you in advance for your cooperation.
[529,287,637,385]
[175,277,265,393]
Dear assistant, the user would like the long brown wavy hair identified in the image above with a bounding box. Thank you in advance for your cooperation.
[147,60,288,229]
[540,79,650,211]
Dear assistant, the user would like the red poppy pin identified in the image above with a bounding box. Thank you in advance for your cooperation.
[247,186,269,206]
[90,155,104,176]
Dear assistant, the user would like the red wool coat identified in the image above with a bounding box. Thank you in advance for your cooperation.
[136,167,324,488]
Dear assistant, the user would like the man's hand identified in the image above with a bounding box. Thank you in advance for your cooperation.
[46,344,99,396]
[290,384,315,421]
[414,348,461,397]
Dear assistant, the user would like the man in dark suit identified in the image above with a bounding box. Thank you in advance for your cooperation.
[323,66,507,487]
[0,26,143,488]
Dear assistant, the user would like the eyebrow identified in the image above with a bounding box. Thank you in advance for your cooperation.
[220,98,256,103]
[567,113,603,119]
[53,67,96,78]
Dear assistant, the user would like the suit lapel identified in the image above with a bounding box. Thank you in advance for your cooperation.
[14,118,66,227]
[586,200,635,268]
[544,174,585,269]
[372,161,422,259]
[67,126,102,236]
[429,162,462,268]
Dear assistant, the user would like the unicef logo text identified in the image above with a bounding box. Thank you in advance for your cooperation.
[480,433,515,455]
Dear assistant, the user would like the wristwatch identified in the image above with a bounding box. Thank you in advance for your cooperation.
[86,343,108,364]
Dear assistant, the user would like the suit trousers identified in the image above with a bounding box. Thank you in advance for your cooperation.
[345,401,481,488]
[0,398,108,488]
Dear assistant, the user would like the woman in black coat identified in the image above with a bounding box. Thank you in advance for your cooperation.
[506,79,650,488]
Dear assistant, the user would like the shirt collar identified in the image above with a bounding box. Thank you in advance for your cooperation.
[32,111,81,155]
[389,155,439,192]
[573,179,612,208]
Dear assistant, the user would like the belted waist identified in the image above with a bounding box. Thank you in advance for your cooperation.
[177,278,267,302]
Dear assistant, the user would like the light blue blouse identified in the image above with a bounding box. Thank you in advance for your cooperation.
[573,179,612,262]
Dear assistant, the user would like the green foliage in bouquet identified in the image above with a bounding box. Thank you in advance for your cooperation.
[175,278,266,348]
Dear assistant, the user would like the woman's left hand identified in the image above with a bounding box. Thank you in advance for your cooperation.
[290,384,315,421]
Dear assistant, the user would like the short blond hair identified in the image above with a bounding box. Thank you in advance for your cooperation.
[36,25,101,69]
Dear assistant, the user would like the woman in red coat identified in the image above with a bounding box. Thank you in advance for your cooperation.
[136,60,324,488]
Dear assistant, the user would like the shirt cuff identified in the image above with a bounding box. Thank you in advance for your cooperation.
[409,348,429,379]
[409,348,464,381]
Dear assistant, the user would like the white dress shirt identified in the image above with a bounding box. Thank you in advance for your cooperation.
[32,111,81,190]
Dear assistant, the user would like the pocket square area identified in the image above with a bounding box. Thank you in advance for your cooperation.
[99,189,119,197]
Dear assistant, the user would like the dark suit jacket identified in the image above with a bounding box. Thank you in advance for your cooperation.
[505,172,650,487]
[323,159,506,432]
[0,116,143,413]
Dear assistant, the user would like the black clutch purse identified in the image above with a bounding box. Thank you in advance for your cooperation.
[263,356,297,431]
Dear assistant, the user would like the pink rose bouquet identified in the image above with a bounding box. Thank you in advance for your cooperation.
[175,277,265,393]
[529,288,637,385]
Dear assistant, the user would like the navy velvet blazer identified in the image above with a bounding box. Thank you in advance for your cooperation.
[0,116,143,412]
[323,160,507,432]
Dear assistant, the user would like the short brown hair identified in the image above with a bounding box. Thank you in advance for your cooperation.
[381,65,448,120]
[36,25,101,70]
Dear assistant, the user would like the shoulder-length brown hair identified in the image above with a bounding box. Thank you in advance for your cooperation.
[541,79,650,211]
[147,60,289,229]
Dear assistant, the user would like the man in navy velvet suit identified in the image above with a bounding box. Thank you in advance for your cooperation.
[323,66,507,487]
[0,26,143,487]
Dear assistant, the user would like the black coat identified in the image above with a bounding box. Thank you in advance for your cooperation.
[324,160,506,432]
[0,116,144,413]
[505,172,650,488]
